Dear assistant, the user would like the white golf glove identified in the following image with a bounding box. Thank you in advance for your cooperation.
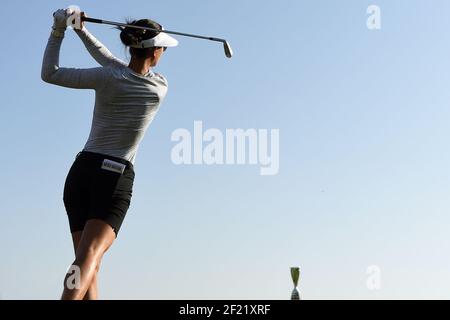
[52,7,83,37]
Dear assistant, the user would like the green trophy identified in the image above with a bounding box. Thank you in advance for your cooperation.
[291,267,300,300]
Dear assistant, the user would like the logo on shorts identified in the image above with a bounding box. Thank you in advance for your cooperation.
[101,159,126,174]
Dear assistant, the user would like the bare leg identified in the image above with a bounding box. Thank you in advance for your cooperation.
[71,231,99,300]
[62,219,115,300]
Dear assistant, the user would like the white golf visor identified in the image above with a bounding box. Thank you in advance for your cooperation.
[129,27,179,49]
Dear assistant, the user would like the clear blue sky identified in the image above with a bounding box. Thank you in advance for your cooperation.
[1,0,450,299]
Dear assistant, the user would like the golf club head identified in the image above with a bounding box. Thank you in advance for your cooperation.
[223,41,233,58]
[291,267,300,286]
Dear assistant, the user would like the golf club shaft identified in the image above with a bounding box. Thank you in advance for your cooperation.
[82,17,227,44]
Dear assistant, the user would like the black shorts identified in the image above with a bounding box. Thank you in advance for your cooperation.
[63,151,135,237]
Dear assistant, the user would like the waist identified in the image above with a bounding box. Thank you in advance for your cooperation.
[76,151,134,170]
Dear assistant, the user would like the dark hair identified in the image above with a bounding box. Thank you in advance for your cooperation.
[118,19,164,59]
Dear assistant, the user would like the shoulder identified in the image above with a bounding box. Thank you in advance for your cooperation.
[153,73,169,87]
[99,65,116,74]
[97,66,116,81]
[103,65,129,80]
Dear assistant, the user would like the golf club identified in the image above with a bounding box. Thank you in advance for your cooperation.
[79,15,233,59]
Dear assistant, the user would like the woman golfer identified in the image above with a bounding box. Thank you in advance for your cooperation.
[41,8,178,300]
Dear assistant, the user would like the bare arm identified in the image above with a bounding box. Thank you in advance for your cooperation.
[41,32,109,90]
[74,27,127,68]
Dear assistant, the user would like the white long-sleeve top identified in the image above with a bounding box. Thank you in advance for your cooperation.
[41,28,169,165]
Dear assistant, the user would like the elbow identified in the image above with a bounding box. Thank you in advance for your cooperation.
[41,68,50,83]
[41,68,55,84]
[41,73,50,83]
[41,60,60,83]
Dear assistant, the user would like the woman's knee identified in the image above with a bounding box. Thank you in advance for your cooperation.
[75,245,104,267]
